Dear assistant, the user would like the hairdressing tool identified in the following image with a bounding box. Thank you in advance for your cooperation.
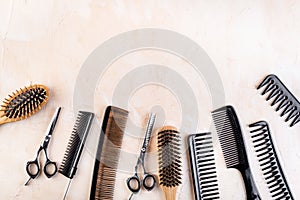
[59,111,94,200]
[24,107,61,186]
[188,132,220,200]
[0,84,49,125]
[157,126,182,200]
[249,121,294,199]
[212,105,261,200]
[89,106,128,200]
[257,74,300,127]
[127,113,156,200]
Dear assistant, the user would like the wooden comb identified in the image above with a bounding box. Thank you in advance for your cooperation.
[0,84,49,125]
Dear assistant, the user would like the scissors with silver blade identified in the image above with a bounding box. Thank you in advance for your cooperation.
[25,107,61,186]
[127,113,156,200]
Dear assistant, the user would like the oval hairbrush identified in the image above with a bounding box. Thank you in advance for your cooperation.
[0,84,49,125]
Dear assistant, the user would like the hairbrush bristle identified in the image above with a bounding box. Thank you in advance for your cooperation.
[0,84,49,124]
[212,106,248,169]
[59,111,94,179]
[90,106,128,200]
[157,126,182,188]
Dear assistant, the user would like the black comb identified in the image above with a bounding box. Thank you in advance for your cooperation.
[212,105,261,200]
[257,74,300,127]
[188,132,220,200]
[249,121,294,200]
[59,111,94,199]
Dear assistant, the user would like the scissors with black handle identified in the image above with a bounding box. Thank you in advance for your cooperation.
[127,113,156,200]
[25,107,61,186]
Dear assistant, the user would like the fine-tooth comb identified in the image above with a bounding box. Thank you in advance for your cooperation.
[0,84,49,125]
[212,105,261,200]
[157,126,182,200]
[59,111,94,200]
[188,133,220,200]
[249,121,294,200]
[89,106,128,200]
[257,74,300,127]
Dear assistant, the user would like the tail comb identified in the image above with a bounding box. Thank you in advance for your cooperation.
[59,111,94,199]
[257,74,300,127]
[249,121,294,200]
[188,133,220,200]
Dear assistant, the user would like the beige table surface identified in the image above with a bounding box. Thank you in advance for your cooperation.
[0,1,300,199]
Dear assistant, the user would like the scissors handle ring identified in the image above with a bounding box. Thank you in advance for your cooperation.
[43,160,57,178]
[143,174,156,191]
[26,160,40,179]
[127,175,141,193]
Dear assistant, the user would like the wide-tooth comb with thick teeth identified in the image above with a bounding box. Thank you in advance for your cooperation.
[257,74,300,127]
[249,121,294,200]
[188,133,220,200]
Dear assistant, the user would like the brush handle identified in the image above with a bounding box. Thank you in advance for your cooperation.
[161,186,177,200]
[241,167,261,200]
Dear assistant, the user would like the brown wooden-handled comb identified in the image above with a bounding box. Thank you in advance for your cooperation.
[0,84,49,125]
[157,126,182,200]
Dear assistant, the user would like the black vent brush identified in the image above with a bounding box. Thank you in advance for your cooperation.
[157,126,182,200]
[89,106,128,200]
[212,105,261,200]
[249,121,294,200]
[188,132,220,200]
[59,111,94,200]
[257,74,300,127]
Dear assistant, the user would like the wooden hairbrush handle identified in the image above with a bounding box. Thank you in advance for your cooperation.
[161,186,178,200]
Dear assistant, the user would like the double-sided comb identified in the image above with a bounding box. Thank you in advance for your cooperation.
[249,121,294,200]
[59,111,94,199]
[212,105,261,200]
[257,74,300,127]
[188,132,220,200]
[89,106,128,200]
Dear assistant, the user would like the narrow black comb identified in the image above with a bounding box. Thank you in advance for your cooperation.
[59,111,94,199]
[212,105,261,200]
[249,121,294,200]
[188,132,220,200]
[257,74,300,127]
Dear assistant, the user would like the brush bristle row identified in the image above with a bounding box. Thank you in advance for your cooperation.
[157,128,182,188]
[257,74,300,127]
[1,84,48,120]
[249,121,294,200]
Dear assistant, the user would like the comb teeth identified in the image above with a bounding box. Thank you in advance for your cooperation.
[157,127,182,188]
[212,106,248,169]
[188,133,220,200]
[1,84,49,120]
[59,111,94,179]
[249,121,294,200]
[257,74,300,127]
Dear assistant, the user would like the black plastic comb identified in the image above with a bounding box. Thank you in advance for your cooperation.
[257,74,300,127]
[59,111,94,199]
[249,121,294,200]
[188,133,220,200]
[212,105,261,200]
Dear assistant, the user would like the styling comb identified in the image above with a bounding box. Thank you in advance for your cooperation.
[212,105,261,200]
[59,111,94,200]
[157,126,182,200]
[89,106,128,200]
[188,132,220,200]
[0,84,49,125]
[257,74,300,127]
[249,121,294,200]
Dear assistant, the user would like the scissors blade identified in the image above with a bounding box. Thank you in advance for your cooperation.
[42,107,61,148]
[140,113,156,154]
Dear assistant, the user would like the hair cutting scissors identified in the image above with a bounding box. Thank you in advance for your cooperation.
[127,113,156,200]
[24,107,61,186]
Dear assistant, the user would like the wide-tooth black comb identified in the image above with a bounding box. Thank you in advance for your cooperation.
[188,132,220,200]
[257,74,300,127]
[59,111,94,199]
[89,106,128,200]
[212,105,261,200]
[249,121,294,200]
